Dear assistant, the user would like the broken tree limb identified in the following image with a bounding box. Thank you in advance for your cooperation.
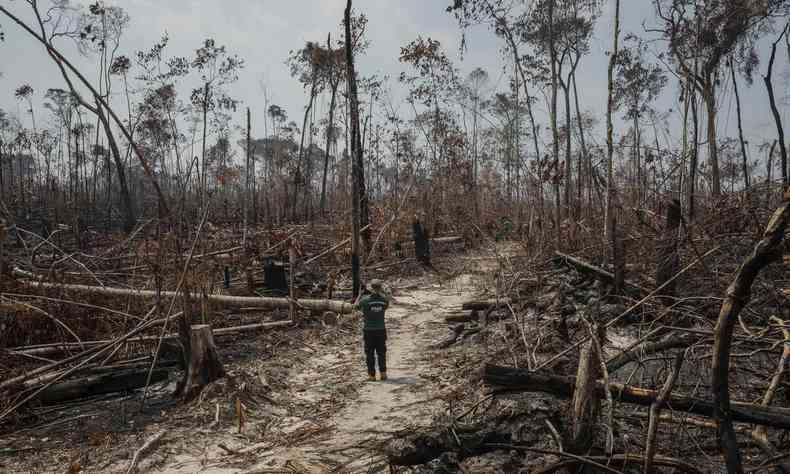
[483,364,790,429]
[126,430,167,474]
[712,190,790,473]
[435,324,466,349]
[606,333,700,373]
[18,279,354,314]
[553,251,648,295]
[39,368,169,405]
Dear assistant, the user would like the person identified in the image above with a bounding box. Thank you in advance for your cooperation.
[355,279,389,381]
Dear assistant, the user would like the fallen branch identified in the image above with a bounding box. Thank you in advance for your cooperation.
[484,364,790,429]
[606,333,700,373]
[553,251,649,295]
[126,430,167,474]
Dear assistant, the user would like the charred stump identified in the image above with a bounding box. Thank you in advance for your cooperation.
[263,256,288,295]
[178,324,225,400]
[656,199,681,298]
[413,218,431,266]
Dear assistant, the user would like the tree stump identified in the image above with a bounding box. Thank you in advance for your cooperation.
[412,218,431,266]
[656,199,682,298]
[179,325,225,400]
[263,257,288,295]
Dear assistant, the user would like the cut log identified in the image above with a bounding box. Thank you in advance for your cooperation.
[179,325,225,400]
[444,310,478,323]
[484,364,790,429]
[39,368,169,404]
[17,277,354,313]
[553,252,648,296]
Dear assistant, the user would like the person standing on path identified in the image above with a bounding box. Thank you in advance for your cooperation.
[355,279,389,381]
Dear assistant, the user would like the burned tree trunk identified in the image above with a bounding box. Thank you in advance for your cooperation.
[413,217,431,266]
[656,199,681,298]
[345,0,362,297]
[178,325,225,400]
[40,369,169,405]
[484,364,790,429]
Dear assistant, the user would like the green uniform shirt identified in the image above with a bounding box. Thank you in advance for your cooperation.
[358,293,389,331]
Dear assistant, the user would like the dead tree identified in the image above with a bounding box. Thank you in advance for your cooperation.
[413,216,431,266]
[345,0,362,297]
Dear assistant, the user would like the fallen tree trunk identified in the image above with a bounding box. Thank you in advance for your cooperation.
[18,279,354,313]
[484,364,790,429]
[553,251,649,295]
[39,368,169,404]
[7,321,292,357]
[461,298,511,311]
[444,310,478,323]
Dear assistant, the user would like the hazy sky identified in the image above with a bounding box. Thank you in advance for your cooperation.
[1,0,789,159]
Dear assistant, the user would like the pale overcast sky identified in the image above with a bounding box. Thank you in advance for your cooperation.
[1,0,788,159]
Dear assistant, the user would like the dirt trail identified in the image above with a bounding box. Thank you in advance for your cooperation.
[98,271,480,474]
[252,273,476,472]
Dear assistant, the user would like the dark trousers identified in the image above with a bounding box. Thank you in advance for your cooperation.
[363,329,387,375]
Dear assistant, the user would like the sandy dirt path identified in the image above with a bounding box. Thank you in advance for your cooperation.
[91,271,480,474]
[247,273,476,473]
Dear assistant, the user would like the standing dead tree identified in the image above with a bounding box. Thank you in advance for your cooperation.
[711,189,790,473]
[345,0,363,297]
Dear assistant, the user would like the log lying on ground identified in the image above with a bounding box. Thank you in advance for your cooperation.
[444,310,478,323]
[7,321,292,357]
[461,298,511,311]
[39,368,169,404]
[18,278,354,313]
[484,364,790,429]
[553,252,649,295]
